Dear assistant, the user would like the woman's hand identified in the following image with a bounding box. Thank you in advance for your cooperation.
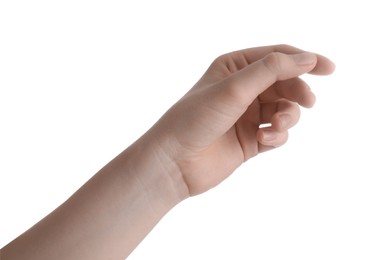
[1,44,335,260]
[151,44,335,196]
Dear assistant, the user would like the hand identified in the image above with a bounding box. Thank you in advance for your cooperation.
[0,45,335,260]
[150,45,335,196]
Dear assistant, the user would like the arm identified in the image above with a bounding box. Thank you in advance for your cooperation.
[1,138,187,259]
[1,44,335,259]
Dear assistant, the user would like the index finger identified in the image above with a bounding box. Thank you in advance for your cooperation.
[220,44,335,75]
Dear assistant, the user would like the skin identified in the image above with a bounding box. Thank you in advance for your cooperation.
[1,44,335,259]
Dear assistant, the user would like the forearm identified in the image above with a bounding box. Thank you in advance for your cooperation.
[1,135,188,259]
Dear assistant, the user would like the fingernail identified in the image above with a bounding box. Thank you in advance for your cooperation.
[292,52,317,66]
[279,114,292,129]
[262,130,276,141]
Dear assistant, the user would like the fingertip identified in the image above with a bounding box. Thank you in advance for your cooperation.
[258,128,277,143]
[301,90,316,108]
[326,59,336,74]
[310,54,336,75]
[292,52,318,66]
[272,113,293,131]
[257,128,289,147]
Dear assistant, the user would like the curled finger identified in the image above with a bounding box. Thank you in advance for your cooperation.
[259,77,316,108]
[260,100,301,132]
[257,129,289,152]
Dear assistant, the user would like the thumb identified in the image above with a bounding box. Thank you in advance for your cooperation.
[220,52,317,108]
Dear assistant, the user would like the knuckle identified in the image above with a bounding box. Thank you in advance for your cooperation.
[223,79,242,99]
[220,79,250,108]
[213,53,229,65]
[275,43,292,50]
[209,53,232,72]
[261,52,285,74]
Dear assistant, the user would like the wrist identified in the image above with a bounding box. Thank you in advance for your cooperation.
[125,133,190,215]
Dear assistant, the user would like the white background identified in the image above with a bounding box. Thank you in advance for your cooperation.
[1,0,379,259]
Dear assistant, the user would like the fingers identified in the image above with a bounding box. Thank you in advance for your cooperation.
[259,77,316,108]
[256,100,300,152]
[260,100,301,131]
[220,52,318,109]
[219,44,335,75]
[257,130,289,153]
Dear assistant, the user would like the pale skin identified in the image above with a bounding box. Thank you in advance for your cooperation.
[1,44,335,259]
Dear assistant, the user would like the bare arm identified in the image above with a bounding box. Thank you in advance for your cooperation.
[1,138,188,259]
[1,45,335,259]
